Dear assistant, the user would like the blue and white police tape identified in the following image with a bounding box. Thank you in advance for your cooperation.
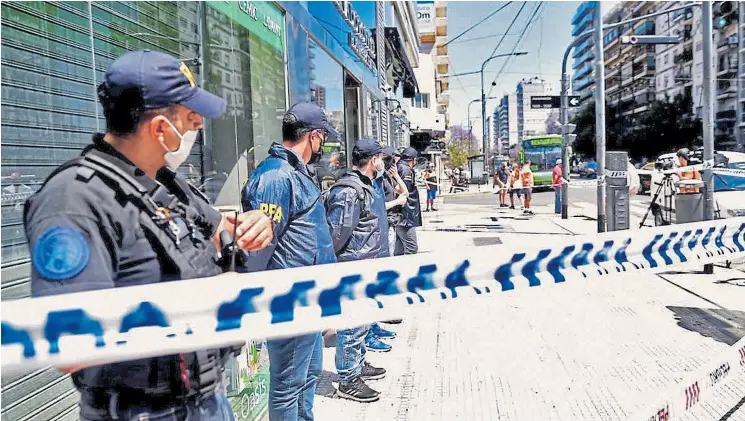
[2,218,745,373]
[630,335,745,421]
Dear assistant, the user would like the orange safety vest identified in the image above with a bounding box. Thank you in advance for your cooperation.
[678,170,701,193]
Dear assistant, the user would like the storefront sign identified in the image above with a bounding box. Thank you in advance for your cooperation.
[209,1,285,53]
[333,1,376,71]
[417,2,435,34]
[226,340,270,421]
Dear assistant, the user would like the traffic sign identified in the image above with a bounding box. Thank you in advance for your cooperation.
[530,95,580,109]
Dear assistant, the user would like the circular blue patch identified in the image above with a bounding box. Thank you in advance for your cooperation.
[32,226,90,281]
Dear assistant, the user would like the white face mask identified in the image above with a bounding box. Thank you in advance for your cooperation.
[161,119,199,169]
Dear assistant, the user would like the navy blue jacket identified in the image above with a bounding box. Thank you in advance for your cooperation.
[396,161,423,227]
[241,143,336,270]
[325,171,389,262]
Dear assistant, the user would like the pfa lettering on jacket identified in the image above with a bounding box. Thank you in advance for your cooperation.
[259,203,283,223]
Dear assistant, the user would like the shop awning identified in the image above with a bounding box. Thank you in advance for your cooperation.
[372,27,419,98]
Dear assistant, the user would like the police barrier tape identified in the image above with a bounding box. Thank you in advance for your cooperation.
[630,335,745,421]
[2,218,745,373]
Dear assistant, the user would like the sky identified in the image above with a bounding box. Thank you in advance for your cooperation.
[446,1,619,139]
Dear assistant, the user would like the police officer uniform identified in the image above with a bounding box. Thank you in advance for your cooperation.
[240,102,338,421]
[24,50,238,421]
[394,147,422,255]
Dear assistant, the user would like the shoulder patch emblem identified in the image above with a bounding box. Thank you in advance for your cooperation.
[32,226,90,280]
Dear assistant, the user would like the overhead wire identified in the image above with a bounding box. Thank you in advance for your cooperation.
[483,2,528,71]
[449,32,522,45]
[487,2,543,98]
[443,2,514,47]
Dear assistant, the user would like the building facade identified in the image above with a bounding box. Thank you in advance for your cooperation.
[496,93,518,155]
[409,1,448,155]
[0,2,419,421]
[516,77,552,143]
[572,1,597,105]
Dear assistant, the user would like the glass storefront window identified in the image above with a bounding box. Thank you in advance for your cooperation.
[202,2,286,208]
[308,39,347,190]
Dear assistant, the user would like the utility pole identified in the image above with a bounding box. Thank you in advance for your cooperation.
[702,1,715,220]
[593,1,607,233]
[559,2,694,225]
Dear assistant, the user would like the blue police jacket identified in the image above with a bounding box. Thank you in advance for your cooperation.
[325,171,389,262]
[396,161,423,227]
[241,142,336,270]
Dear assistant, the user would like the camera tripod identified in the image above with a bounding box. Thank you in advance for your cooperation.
[639,173,676,228]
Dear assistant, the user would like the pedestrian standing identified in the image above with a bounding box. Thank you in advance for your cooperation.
[496,162,509,207]
[394,147,422,255]
[241,102,339,421]
[553,159,563,214]
[424,162,438,212]
[508,163,523,209]
[521,160,535,215]
[24,50,275,421]
[325,138,398,402]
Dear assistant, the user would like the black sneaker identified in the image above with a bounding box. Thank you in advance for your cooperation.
[361,362,386,380]
[382,319,402,324]
[337,377,380,402]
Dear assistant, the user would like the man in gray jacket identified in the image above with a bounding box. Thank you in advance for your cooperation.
[325,138,395,402]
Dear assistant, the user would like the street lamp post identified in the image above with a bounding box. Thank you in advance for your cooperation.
[480,52,528,170]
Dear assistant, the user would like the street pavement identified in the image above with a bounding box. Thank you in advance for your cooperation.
[313,185,745,421]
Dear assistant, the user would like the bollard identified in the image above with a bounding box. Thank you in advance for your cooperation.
[605,151,629,231]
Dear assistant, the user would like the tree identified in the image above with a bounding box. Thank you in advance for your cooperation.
[570,95,702,161]
[449,124,478,154]
[545,110,561,135]
[446,142,468,169]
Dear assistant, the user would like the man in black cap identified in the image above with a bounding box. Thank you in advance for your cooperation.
[324,137,395,402]
[394,147,423,255]
[241,101,339,421]
[24,49,274,421]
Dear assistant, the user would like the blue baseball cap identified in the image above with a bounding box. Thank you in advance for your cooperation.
[353,137,384,157]
[401,147,418,160]
[285,102,340,140]
[381,146,395,156]
[102,50,226,119]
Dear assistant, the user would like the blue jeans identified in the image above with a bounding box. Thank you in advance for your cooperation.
[335,324,369,386]
[79,393,235,421]
[267,333,323,421]
[554,186,562,214]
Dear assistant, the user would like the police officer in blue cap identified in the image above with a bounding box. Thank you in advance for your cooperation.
[394,147,423,254]
[241,102,338,421]
[24,50,274,421]
[324,138,394,402]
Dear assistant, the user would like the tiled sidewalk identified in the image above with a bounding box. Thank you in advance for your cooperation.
[313,268,745,421]
[312,198,745,421]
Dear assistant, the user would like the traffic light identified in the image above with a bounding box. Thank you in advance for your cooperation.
[714,1,735,29]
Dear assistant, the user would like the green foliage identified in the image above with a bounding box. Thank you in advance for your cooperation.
[447,142,469,169]
[570,94,702,161]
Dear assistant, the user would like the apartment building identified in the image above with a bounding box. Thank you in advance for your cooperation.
[572,1,597,105]
[654,3,697,105]
[739,2,745,150]
[712,1,741,149]
[604,2,657,120]
[516,77,553,143]
[410,1,449,153]
[496,93,518,155]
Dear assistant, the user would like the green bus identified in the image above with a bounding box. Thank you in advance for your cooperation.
[518,135,566,189]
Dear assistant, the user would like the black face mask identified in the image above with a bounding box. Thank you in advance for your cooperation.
[308,133,325,165]
[383,157,394,171]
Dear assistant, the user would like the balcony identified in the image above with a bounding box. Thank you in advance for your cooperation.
[436,54,448,65]
[621,89,634,102]
[717,35,738,52]
[436,62,448,75]
[634,20,655,35]
[716,109,736,121]
[436,44,448,56]
[436,16,447,27]
[572,13,594,36]
[717,61,737,77]
[436,26,447,36]
[572,2,595,25]
[717,86,737,100]
[673,48,693,64]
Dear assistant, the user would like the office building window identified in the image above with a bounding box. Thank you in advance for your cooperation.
[412,93,430,108]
